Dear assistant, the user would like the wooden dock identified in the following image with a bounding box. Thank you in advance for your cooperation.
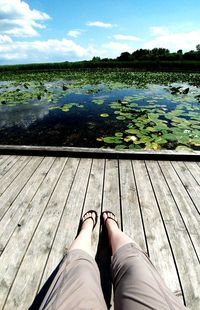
[0,153,199,309]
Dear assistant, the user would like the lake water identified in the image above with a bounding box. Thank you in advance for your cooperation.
[0,78,200,150]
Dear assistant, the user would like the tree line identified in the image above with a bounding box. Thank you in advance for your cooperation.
[0,45,200,72]
[93,45,200,62]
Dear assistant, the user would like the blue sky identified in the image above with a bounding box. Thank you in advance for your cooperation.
[0,0,200,64]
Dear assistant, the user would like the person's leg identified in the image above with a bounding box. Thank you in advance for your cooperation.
[69,210,96,255]
[102,212,132,255]
[39,211,107,310]
[103,211,186,310]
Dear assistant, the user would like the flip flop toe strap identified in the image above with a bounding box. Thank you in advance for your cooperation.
[81,210,98,229]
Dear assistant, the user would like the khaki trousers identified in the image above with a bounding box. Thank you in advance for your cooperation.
[39,243,186,310]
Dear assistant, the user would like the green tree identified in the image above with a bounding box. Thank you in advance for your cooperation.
[196,44,200,52]
[131,49,150,60]
[117,52,131,61]
[92,56,101,61]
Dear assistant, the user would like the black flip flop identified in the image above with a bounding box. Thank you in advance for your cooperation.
[102,211,119,228]
[81,210,98,230]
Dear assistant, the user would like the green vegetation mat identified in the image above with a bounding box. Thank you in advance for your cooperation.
[0,69,200,151]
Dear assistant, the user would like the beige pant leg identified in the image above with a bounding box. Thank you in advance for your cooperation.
[111,243,186,310]
[39,249,107,310]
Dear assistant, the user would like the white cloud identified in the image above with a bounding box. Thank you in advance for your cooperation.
[0,38,102,63]
[0,34,13,43]
[150,26,169,36]
[103,41,135,57]
[0,104,49,129]
[114,34,140,41]
[144,27,200,51]
[67,30,83,38]
[86,21,117,28]
[0,36,138,63]
[0,0,50,37]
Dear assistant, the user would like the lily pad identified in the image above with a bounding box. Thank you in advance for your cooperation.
[116,116,126,120]
[129,144,142,150]
[162,133,177,142]
[115,144,127,150]
[125,128,138,134]
[115,132,123,137]
[134,136,152,144]
[154,137,168,145]
[100,113,109,118]
[103,136,122,144]
[175,145,192,151]
[92,99,105,105]
[145,142,161,150]
[190,138,200,146]
[145,126,157,132]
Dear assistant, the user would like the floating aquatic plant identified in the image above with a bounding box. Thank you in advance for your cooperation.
[49,103,84,112]
[92,99,105,105]
[1,69,200,150]
[100,113,109,118]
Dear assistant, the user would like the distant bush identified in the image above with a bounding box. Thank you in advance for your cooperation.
[1,46,200,73]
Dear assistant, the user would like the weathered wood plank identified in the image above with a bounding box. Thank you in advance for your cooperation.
[102,159,121,227]
[132,160,181,294]
[0,157,55,253]
[83,159,105,255]
[0,156,32,196]
[0,156,199,310]
[0,155,10,165]
[0,156,43,220]
[172,161,200,213]
[0,157,67,308]
[4,158,82,310]
[0,155,19,177]
[119,159,146,251]
[1,144,200,161]
[158,161,200,260]
[39,158,92,289]
[146,160,200,308]
[102,159,121,310]
[184,162,200,185]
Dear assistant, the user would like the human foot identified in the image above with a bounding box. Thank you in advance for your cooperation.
[81,210,98,231]
[102,211,119,231]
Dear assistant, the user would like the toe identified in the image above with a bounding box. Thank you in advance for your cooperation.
[82,211,97,229]
[103,211,118,228]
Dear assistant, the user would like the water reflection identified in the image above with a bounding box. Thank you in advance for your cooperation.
[0,81,200,150]
[0,104,49,129]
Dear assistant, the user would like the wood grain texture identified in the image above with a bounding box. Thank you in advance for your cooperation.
[83,158,105,254]
[102,159,121,227]
[0,157,67,308]
[146,160,200,309]
[0,156,31,196]
[158,161,200,260]
[0,157,55,253]
[0,155,199,310]
[0,155,19,177]
[0,144,200,160]
[132,160,180,294]
[0,156,42,220]
[184,161,200,185]
[4,158,82,310]
[171,161,200,213]
[119,159,146,251]
[0,155,10,166]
